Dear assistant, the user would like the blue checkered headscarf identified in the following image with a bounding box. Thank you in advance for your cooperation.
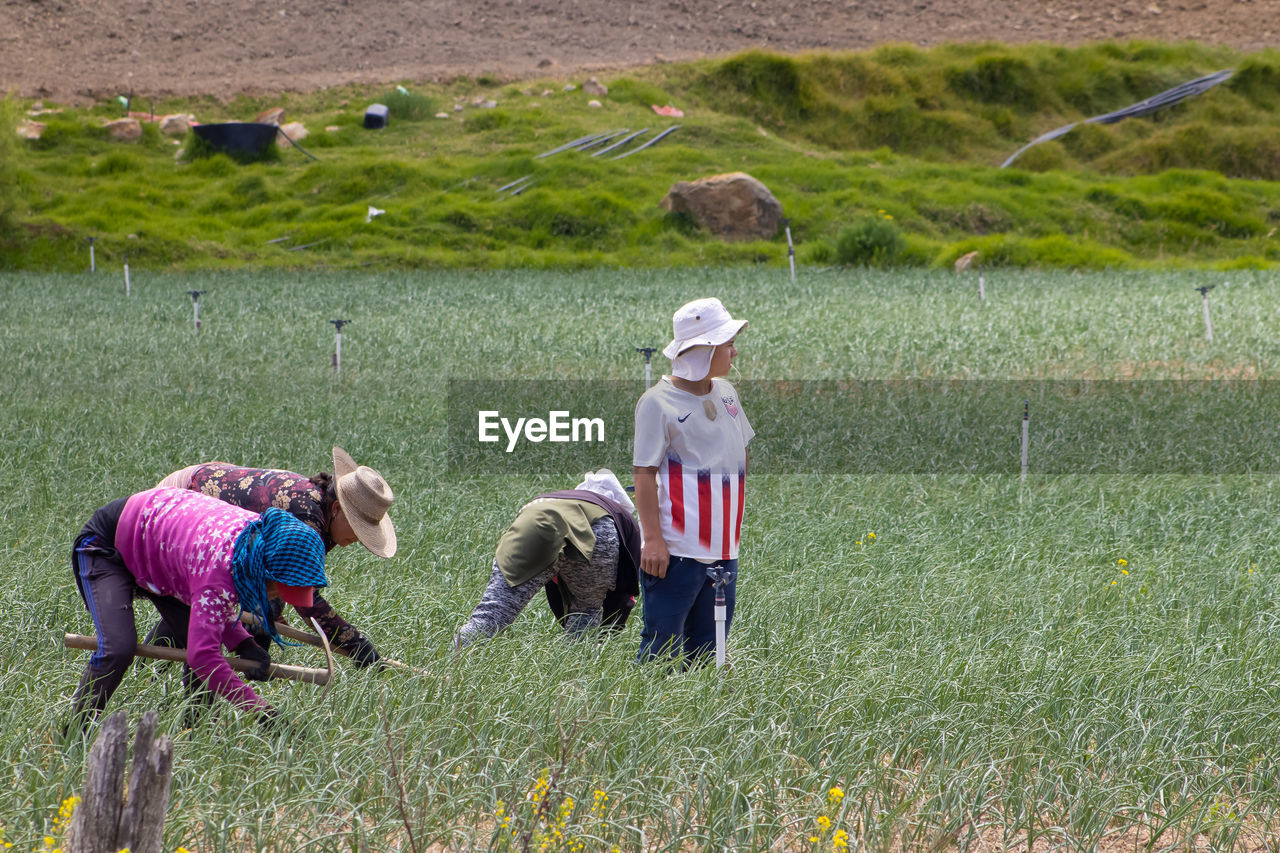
[231,507,328,647]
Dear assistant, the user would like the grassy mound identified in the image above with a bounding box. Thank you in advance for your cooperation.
[3,42,1279,271]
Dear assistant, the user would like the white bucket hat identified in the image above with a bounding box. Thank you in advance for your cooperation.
[332,446,397,558]
[662,297,748,361]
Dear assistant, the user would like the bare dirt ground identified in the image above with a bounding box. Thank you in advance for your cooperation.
[2,0,1277,103]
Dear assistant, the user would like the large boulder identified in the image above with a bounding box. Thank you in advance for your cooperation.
[16,120,45,140]
[159,114,192,137]
[276,121,308,146]
[660,172,783,242]
[256,106,285,125]
[104,117,142,141]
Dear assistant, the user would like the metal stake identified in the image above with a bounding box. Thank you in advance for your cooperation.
[978,272,986,302]
[1020,399,1029,482]
[123,253,131,296]
[1196,285,1215,342]
[784,219,796,286]
[88,236,96,273]
[330,319,349,373]
[636,346,657,388]
[187,290,205,333]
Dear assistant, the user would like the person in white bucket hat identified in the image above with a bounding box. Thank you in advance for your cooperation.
[633,297,755,666]
[145,447,397,671]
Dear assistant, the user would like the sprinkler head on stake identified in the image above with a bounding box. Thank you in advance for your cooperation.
[187,290,205,302]
[1196,285,1216,296]
[329,319,349,332]
[635,346,657,362]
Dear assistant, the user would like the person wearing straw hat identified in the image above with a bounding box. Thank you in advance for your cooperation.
[455,469,642,648]
[66,487,328,733]
[147,447,395,668]
[633,297,754,665]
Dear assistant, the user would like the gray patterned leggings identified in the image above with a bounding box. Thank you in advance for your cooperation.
[456,517,620,648]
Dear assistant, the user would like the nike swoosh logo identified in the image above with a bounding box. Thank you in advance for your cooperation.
[677,412,692,422]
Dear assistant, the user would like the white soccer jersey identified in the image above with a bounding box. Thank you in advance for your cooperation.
[633,376,754,561]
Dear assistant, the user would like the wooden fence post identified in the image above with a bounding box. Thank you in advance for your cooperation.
[66,710,173,853]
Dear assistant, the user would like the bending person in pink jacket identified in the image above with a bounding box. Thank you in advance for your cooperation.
[68,486,328,733]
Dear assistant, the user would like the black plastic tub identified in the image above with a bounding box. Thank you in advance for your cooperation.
[191,122,278,157]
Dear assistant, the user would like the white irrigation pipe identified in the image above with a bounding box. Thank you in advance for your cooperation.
[1020,399,1029,482]
[123,254,131,297]
[330,319,349,373]
[88,236,96,273]
[978,272,985,303]
[785,222,796,286]
[1197,285,1215,342]
[710,565,730,668]
[636,346,657,388]
[187,290,205,333]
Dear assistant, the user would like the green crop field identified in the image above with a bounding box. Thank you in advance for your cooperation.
[2,267,1279,850]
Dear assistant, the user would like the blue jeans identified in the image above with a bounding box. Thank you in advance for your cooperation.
[637,556,737,664]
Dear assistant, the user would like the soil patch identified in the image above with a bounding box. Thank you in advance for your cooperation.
[2,0,1276,102]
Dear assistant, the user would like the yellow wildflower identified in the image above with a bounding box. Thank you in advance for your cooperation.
[1120,569,1128,575]
[866,532,875,540]
[1118,558,1127,566]
[833,829,850,850]
[817,815,832,831]
[828,786,845,803]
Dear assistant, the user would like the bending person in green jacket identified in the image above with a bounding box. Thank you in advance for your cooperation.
[455,469,641,648]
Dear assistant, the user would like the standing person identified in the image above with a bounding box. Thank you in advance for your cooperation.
[633,297,753,665]
[149,447,395,668]
[68,487,328,731]
[455,469,641,648]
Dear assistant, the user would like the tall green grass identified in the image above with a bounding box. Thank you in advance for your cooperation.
[4,42,1280,272]
[2,268,1280,849]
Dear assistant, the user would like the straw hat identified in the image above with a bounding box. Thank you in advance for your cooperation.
[332,446,397,558]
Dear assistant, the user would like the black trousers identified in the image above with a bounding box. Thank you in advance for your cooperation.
[68,498,204,726]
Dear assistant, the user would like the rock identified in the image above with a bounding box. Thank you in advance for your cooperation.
[16,120,45,140]
[479,99,498,109]
[954,250,979,272]
[660,173,783,242]
[325,125,341,132]
[434,113,449,119]
[583,77,608,96]
[588,99,602,108]
[562,83,577,92]
[255,106,285,125]
[104,117,142,141]
[159,114,190,137]
[276,121,308,146]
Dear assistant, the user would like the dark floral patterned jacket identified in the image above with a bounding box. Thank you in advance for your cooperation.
[187,463,382,667]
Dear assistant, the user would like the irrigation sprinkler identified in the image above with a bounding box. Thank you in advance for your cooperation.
[88,236,95,273]
[1196,284,1215,342]
[123,253,131,296]
[186,290,205,333]
[1020,399,1029,482]
[330,319,349,373]
[636,346,657,388]
[783,218,796,286]
[706,564,735,668]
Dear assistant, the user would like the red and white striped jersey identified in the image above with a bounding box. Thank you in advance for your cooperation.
[634,376,754,561]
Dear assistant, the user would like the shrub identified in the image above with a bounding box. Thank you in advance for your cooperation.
[945,54,1042,109]
[607,78,674,109]
[380,87,438,122]
[835,216,905,266]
